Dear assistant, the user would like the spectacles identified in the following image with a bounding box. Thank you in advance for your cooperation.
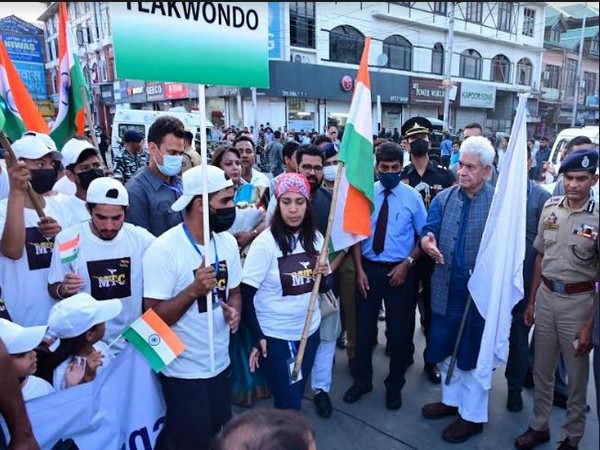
[300,164,323,172]
[323,160,339,167]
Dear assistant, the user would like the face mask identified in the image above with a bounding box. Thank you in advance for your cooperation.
[410,138,429,156]
[209,206,236,233]
[30,169,57,194]
[77,168,105,190]
[157,154,183,177]
[379,172,401,190]
[323,165,338,182]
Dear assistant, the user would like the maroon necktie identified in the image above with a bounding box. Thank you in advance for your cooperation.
[372,189,391,255]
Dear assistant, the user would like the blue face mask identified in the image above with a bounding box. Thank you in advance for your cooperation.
[379,172,401,190]
[157,154,183,177]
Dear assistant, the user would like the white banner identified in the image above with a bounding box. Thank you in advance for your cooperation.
[2,346,165,449]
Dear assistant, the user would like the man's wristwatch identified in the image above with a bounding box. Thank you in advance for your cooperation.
[406,256,417,267]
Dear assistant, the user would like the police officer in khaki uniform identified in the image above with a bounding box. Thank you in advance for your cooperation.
[400,117,455,384]
[516,148,599,450]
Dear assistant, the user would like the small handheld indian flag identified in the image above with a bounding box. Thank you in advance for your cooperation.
[58,233,80,264]
[123,309,185,373]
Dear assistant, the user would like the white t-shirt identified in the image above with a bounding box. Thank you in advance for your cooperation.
[0,195,74,326]
[48,221,155,351]
[54,194,90,223]
[53,341,113,390]
[22,375,55,401]
[53,175,76,196]
[143,224,242,379]
[240,168,270,188]
[242,229,323,341]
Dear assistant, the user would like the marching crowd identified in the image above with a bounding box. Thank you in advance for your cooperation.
[0,114,598,450]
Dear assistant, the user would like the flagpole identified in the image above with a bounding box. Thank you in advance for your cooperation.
[445,292,472,385]
[0,131,45,218]
[198,83,215,373]
[292,160,344,380]
[80,86,99,149]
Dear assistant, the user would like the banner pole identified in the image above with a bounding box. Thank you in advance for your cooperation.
[198,84,215,373]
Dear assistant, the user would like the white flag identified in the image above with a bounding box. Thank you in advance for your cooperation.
[468,93,530,390]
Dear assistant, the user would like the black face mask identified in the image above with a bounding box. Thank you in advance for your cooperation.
[209,206,236,233]
[77,168,105,191]
[30,169,57,194]
[410,138,429,157]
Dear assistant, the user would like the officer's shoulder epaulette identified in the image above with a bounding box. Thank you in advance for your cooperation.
[587,198,596,213]
[544,196,563,207]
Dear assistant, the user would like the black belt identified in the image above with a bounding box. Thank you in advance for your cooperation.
[363,258,402,268]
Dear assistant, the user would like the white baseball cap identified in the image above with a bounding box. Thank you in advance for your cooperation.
[86,177,129,206]
[12,134,62,161]
[0,319,47,354]
[171,165,233,212]
[61,138,98,168]
[47,293,123,344]
[21,130,58,153]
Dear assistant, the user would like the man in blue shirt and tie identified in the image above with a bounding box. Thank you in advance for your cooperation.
[343,142,427,410]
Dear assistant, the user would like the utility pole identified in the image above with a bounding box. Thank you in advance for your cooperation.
[442,2,455,132]
[571,4,587,127]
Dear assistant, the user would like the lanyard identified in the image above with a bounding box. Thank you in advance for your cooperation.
[163,180,183,196]
[288,341,298,359]
[182,223,219,296]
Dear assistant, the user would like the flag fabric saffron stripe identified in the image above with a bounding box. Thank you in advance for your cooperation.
[0,37,49,142]
[331,37,375,252]
[58,234,80,264]
[123,309,185,373]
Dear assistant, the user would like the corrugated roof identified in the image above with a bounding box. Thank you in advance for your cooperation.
[561,27,599,50]
[561,4,599,20]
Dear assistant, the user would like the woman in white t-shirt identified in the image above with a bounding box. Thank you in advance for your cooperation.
[242,173,331,410]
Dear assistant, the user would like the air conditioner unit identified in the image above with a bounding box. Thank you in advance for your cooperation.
[543,71,550,81]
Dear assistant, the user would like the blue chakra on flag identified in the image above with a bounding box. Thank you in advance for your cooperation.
[148,334,161,346]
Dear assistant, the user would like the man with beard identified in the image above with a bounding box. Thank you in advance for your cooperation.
[0,134,73,326]
[142,165,241,450]
[55,137,106,223]
[47,177,155,354]
[400,117,455,385]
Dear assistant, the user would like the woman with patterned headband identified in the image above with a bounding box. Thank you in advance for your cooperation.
[241,172,331,410]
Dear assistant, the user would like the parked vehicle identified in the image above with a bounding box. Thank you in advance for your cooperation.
[110,108,221,158]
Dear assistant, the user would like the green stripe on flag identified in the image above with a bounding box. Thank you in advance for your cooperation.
[339,123,375,206]
[123,327,166,373]
[60,253,78,264]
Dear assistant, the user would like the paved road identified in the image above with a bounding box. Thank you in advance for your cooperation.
[235,318,599,450]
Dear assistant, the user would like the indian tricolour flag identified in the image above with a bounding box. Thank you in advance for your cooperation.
[0,37,49,142]
[58,233,80,264]
[330,37,375,251]
[123,309,186,373]
[50,2,88,150]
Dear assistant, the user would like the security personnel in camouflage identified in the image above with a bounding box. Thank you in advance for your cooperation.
[113,130,149,184]
[516,148,599,450]
[400,116,455,385]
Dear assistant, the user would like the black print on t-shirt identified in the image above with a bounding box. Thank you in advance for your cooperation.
[195,260,228,313]
[87,257,132,300]
[278,252,317,296]
[25,227,54,270]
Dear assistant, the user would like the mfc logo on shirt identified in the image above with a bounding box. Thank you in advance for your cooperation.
[278,253,317,296]
[87,257,132,300]
[25,227,55,270]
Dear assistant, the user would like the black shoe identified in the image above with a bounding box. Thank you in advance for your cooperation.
[507,390,523,412]
[424,363,441,384]
[313,390,332,418]
[343,384,373,404]
[523,370,534,389]
[386,389,402,410]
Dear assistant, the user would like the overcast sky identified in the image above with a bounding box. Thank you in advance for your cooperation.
[0,3,46,25]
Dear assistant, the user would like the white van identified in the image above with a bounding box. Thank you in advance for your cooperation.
[547,125,599,170]
[110,108,221,158]
[543,125,599,198]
